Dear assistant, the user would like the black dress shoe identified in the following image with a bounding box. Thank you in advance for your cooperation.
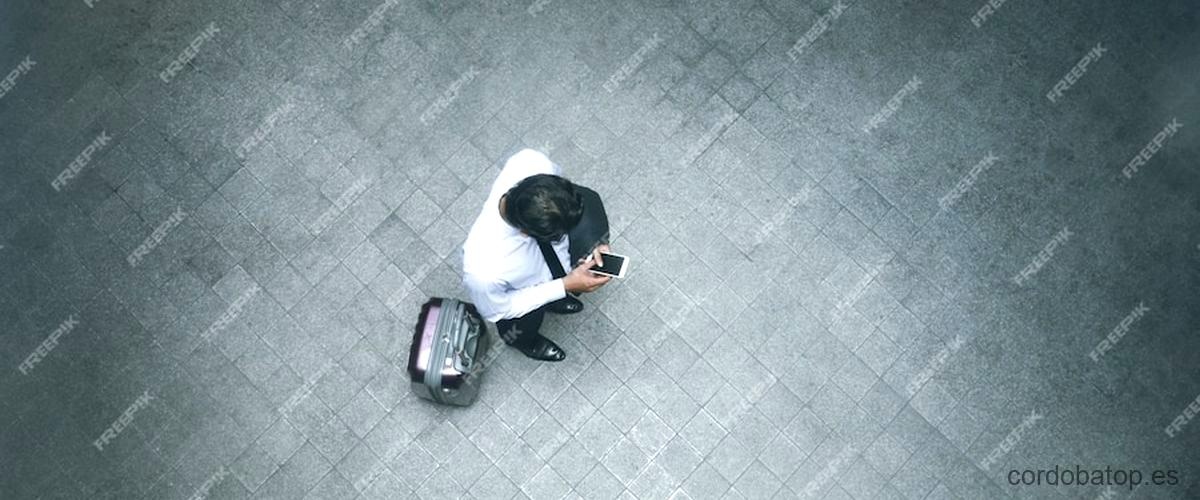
[546,296,584,315]
[514,334,566,362]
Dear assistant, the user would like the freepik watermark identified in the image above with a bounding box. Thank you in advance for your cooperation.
[311,176,372,234]
[971,0,1010,28]
[1122,118,1183,180]
[0,55,36,101]
[93,390,154,451]
[382,259,436,310]
[1046,42,1107,103]
[980,409,1043,471]
[800,444,858,498]
[187,466,229,500]
[1164,392,1200,438]
[830,271,875,321]
[199,284,261,343]
[1012,226,1073,286]
[690,350,781,430]
[1093,484,1150,500]
[1094,486,1118,500]
[278,358,336,417]
[127,207,188,267]
[1087,302,1149,362]
[906,335,966,396]
[745,187,814,254]
[159,22,220,83]
[52,131,112,191]
[527,0,554,17]
[939,152,999,210]
[17,315,80,376]
[530,140,558,160]
[344,0,401,50]
[603,33,664,93]
[235,98,295,160]
[420,66,480,125]
[787,0,848,61]
[863,76,922,134]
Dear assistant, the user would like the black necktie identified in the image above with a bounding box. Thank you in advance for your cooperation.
[537,239,567,279]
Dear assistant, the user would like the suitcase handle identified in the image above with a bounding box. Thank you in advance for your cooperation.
[453,304,481,370]
[457,332,478,368]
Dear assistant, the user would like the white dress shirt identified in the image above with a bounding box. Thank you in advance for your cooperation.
[462,149,571,322]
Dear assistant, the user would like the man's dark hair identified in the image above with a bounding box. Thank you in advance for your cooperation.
[503,174,583,242]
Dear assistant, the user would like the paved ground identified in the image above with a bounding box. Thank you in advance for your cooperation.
[1,0,1199,499]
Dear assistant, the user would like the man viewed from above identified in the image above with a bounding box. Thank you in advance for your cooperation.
[461,149,612,362]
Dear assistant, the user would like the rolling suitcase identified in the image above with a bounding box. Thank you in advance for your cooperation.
[407,297,490,406]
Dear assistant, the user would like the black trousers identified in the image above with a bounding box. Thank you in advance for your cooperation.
[497,186,608,345]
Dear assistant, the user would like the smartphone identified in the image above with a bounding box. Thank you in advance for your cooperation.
[587,252,629,278]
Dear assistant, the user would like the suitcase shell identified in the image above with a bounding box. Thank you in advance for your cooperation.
[408,298,489,406]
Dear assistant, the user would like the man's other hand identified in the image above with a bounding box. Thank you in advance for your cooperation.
[564,255,611,293]
[577,244,610,267]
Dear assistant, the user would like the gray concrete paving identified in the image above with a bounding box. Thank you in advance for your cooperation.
[1,0,1198,498]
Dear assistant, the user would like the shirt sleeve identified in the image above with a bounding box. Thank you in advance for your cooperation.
[464,273,567,322]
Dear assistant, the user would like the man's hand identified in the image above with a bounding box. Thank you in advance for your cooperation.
[578,244,610,268]
[564,247,611,293]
